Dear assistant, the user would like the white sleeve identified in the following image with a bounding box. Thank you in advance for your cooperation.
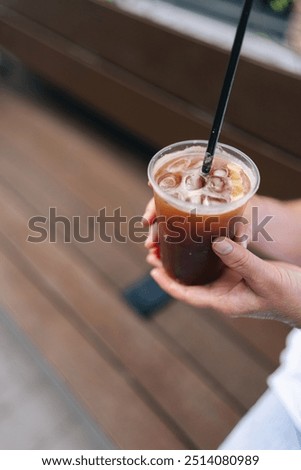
[268,328,301,432]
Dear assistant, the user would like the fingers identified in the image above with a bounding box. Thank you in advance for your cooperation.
[142,198,156,226]
[212,237,279,292]
[144,222,158,249]
[150,268,214,308]
[143,198,158,249]
[143,197,160,266]
[146,251,162,268]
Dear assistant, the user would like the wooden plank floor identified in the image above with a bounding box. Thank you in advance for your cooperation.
[0,78,290,449]
[0,308,115,450]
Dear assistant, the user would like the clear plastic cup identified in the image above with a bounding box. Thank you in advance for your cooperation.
[148,140,260,285]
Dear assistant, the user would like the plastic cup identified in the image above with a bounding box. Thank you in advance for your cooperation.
[147,140,260,285]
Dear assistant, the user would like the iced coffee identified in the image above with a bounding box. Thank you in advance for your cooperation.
[148,141,260,285]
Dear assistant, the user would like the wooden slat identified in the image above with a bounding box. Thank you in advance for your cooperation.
[0,249,184,450]
[0,179,239,449]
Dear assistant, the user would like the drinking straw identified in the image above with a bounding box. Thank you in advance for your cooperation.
[201,0,254,175]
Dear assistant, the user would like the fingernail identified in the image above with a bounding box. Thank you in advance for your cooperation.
[213,238,233,255]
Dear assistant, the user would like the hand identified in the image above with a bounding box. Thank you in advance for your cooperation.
[142,198,301,327]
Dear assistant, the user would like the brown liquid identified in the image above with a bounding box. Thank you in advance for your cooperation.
[154,154,251,285]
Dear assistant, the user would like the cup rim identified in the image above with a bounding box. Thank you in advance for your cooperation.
[147,140,260,215]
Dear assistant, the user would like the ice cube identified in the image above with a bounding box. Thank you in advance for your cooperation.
[167,158,190,173]
[206,195,228,205]
[158,173,181,190]
[213,168,228,177]
[189,194,203,204]
[188,159,202,170]
[200,195,210,206]
[184,174,205,191]
[208,176,225,193]
[172,191,186,201]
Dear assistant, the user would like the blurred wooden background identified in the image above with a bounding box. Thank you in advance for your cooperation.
[0,0,299,450]
[0,73,289,449]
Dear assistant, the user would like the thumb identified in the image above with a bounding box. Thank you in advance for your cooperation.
[212,237,276,290]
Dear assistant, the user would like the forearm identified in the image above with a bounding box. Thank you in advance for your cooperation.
[248,195,301,266]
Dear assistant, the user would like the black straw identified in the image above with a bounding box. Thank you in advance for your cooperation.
[202,0,254,175]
